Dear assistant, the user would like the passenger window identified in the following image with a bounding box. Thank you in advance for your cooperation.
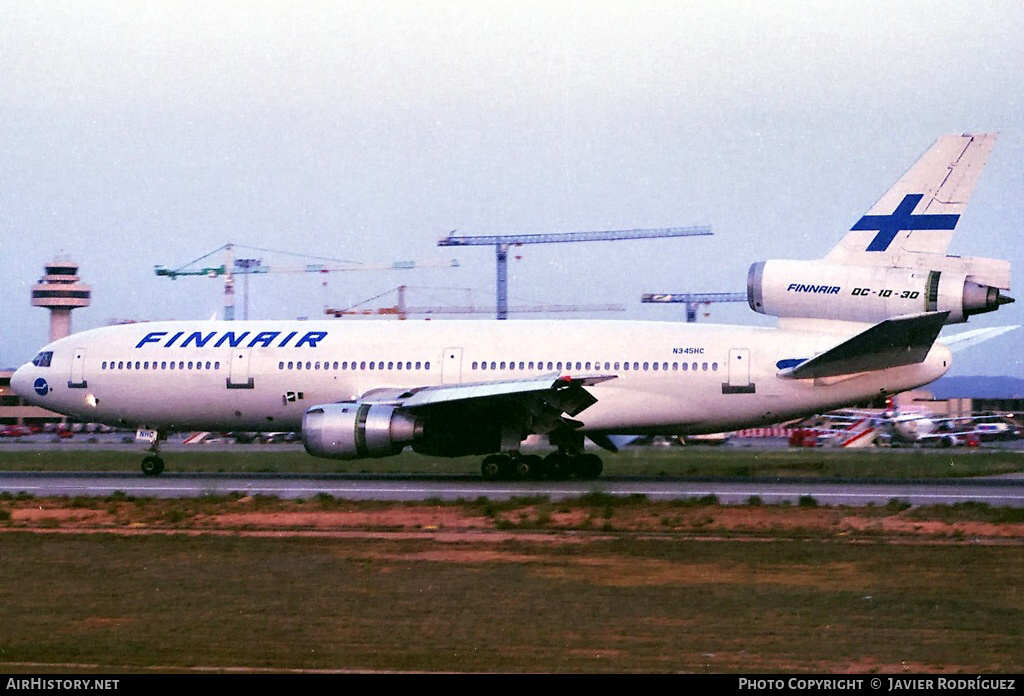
[702,363,708,371]
[388,362,393,370]
[425,362,431,370]
[682,362,688,371]
[652,362,659,371]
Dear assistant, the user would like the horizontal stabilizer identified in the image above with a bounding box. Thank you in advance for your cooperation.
[940,325,1020,353]
[778,311,949,380]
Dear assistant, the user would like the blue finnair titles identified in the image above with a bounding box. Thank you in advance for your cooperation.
[134,330,328,349]
[786,284,841,294]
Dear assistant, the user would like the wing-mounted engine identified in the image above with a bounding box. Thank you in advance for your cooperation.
[747,256,1012,325]
[302,403,424,460]
[301,374,615,461]
[302,401,506,459]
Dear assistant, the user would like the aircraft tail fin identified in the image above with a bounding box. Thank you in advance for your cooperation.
[825,133,997,263]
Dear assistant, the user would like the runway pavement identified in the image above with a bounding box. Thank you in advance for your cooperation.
[2,471,1024,506]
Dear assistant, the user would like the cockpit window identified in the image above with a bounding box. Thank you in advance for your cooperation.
[31,351,53,367]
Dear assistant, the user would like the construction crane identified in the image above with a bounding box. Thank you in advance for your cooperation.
[325,285,624,319]
[437,226,712,319]
[641,292,748,322]
[155,243,459,320]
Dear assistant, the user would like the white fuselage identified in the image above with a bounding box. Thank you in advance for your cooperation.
[11,319,951,439]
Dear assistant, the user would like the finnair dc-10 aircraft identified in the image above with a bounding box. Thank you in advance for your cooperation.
[12,133,1017,478]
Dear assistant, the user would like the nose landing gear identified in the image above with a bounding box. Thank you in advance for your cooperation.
[139,430,166,476]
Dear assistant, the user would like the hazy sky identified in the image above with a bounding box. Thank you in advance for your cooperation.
[2,1,1022,377]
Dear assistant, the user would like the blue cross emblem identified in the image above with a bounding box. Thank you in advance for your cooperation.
[851,193,960,252]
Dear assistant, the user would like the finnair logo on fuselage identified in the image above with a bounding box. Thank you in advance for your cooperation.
[134,330,328,350]
[787,284,840,294]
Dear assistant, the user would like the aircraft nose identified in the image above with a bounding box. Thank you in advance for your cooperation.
[11,364,38,402]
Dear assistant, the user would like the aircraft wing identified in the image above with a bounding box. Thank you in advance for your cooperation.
[778,311,949,380]
[356,373,618,439]
[360,373,616,414]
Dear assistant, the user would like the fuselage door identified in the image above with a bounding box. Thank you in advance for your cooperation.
[68,347,87,389]
[441,347,463,384]
[227,349,255,389]
[722,348,755,394]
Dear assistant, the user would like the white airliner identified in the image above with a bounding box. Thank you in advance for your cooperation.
[11,133,1016,479]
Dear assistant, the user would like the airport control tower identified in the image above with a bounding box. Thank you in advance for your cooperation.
[31,258,92,341]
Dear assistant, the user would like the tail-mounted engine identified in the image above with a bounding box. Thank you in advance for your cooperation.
[747,258,1013,324]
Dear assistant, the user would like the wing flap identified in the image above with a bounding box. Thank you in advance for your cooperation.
[778,311,949,380]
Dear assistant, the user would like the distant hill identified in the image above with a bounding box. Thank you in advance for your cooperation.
[928,376,1024,399]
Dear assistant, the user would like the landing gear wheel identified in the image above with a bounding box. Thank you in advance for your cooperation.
[545,451,574,480]
[481,454,505,480]
[576,453,603,480]
[515,454,545,480]
[141,455,165,477]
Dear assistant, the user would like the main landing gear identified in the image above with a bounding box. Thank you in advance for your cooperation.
[480,451,603,481]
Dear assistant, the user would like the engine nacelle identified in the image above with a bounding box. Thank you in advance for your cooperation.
[302,401,505,460]
[747,260,1012,324]
[302,402,421,460]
